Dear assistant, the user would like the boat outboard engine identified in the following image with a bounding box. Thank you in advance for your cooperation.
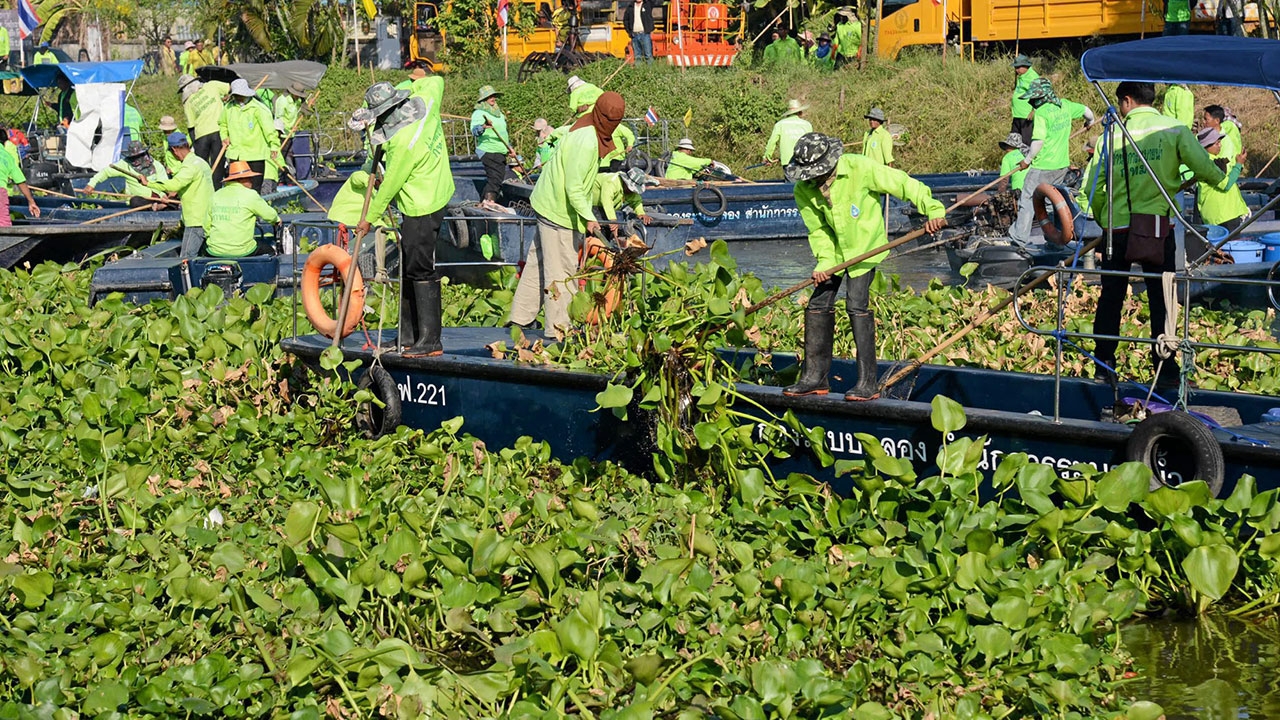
[965,245,1033,290]
[201,261,243,297]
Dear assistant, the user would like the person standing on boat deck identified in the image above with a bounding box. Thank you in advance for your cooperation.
[665,138,713,180]
[764,100,813,167]
[273,82,307,178]
[219,79,281,194]
[85,141,170,208]
[144,132,214,258]
[471,85,514,209]
[594,167,657,237]
[47,76,75,128]
[157,116,181,173]
[508,92,625,339]
[1162,84,1195,128]
[1201,105,1242,160]
[533,118,557,169]
[783,132,946,400]
[357,82,454,358]
[862,108,894,166]
[0,145,41,225]
[207,161,280,258]
[1194,127,1249,231]
[1090,82,1226,390]
[998,133,1029,194]
[182,75,229,183]
[1010,54,1039,147]
[1009,78,1095,244]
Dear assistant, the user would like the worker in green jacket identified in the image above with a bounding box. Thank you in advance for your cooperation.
[1010,78,1095,243]
[665,137,713,180]
[146,132,214,258]
[568,75,603,117]
[85,141,170,207]
[1164,0,1191,35]
[0,27,10,70]
[809,33,835,69]
[1201,105,1242,159]
[471,85,514,208]
[0,143,39,225]
[357,82,455,357]
[594,167,656,234]
[761,30,803,65]
[1195,126,1248,230]
[1090,82,1225,390]
[273,82,308,181]
[861,108,894,166]
[783,132,945,400]
[833,7,861,67]
[1161,84,1195,128]
[33,42,57,65]
[219,78,281,194]
[764,100,813,166]
[998,133,1028,193]
[122,102,143,142]
[180,75,229,181]
[533,118,558,169]
[564,77,632,170]
[1010,54,1039,146]
[509,91,626,339]
[207,161,281,257]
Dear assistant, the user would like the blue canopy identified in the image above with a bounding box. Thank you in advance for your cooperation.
[21,60,144,89]
[1082,36,1280,90]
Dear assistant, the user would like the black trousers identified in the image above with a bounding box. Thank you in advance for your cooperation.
[240,160,266,192]
[1093,228,1176,366]
[401,209,446,282]
[1011,117,1034,149]
[193,132,223,184]
[808,269,874,316]
[480,152,510,201]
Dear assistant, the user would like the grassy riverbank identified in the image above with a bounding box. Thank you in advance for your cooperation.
[4,51,1280,178]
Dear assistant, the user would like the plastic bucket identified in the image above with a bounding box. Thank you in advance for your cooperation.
[1222,240,1265,264]
[1205,225,1229,243]
[1260,232,1280,263]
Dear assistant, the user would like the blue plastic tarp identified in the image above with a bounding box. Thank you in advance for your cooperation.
[21,60,144,89]
[1082,37,1280,90]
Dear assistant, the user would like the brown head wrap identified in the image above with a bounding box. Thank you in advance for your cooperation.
[571,90,625,158]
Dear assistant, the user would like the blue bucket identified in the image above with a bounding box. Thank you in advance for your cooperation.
[1259,232,1280,263]
[1205,225,1228,243]
[1223,240,1265,264]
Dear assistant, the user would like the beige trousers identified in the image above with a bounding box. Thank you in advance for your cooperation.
[509,217,581,337]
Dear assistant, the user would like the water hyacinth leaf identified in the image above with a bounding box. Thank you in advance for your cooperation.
[453,670,514,705]
[1259,534,1280,559]
[990,594,1030,630]
[930,395,966,434]
[1182,544,1239,602]
[1127,701,1166,720]
[12,571,53,608]
[750,659,799,706]
[1095,463,1150,512]
[284,501,323,547]
[82,680,129,714]
[1225,475,1256,513]
[1016,463,1057,515]
[319,345,344,371]
[596,383,633,419]
[729,695,767,720]
[1146,486,1191,517]
[736,467,766,506]
[710,239,736,271]
[556,609,599,661]
[625,654,665,685]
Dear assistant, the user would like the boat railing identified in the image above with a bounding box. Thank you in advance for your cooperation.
[1011,263,1280,422]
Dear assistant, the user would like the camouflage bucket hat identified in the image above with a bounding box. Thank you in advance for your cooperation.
[365,82,409,118]
[1019,77,1060,107]
[784,132,843,183]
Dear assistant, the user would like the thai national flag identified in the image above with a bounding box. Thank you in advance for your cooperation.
[17,0,39,40]
[496,0,510,29]
[644,107,659,126]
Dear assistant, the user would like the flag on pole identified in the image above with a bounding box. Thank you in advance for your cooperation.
[682,107,692,128]
[18,0,39,40]
[644,107,659,126]
[496,0,511,28]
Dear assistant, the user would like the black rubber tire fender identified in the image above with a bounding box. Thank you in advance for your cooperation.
[1125,410,1225,496]
[449,217,471,250]
[356,366,402,439]
[693,184,726,218]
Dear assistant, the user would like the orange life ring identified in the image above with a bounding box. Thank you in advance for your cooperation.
[581,235,621,325]
[301,245,366,339]
[1032,183,1075,246]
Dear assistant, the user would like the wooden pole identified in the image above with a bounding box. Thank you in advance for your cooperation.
[32,187,77,200]
[81,203,171,225]
[1255,148,1280,177]
[330,146,384,349]
[878,238,1104,392]
[76,187,180,205]
[601,55,630,87]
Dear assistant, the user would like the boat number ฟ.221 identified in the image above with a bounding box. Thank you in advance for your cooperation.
[398,376,446,406]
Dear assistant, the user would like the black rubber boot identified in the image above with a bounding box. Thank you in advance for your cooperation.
[783,310,835,396]
[398,281,417,351]
[845,312,881,401]
[403,281,443,358]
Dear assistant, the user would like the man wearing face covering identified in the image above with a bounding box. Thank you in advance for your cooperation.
[508,91,625,339]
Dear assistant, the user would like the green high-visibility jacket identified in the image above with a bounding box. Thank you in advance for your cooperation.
[1000,149,1028,192]
[123,104,143,140]
[471,105,510,155]
[570,83,604,115]
[219,98,280,162]
[208,183,279,257]
[1197,151,1248,227]
[602,123,634,168]
[0,29,11,61]
[862,125,894,166]
[274,94,299,135]
[1090,106,1225,229]
[1030,99,1087,171]
[367,115,455,220]
[1011,67,1040,120]
[531,125,600,232]
[665,150,712,180]
[185,81,229,140]
[593,173,644,221]
[795,153,944,278]
[834,21,861,58]
[762,36,803,64]
[401,76,444,127]
[1166,0,1191,22]
[151,151,214,229]
[33,50,57,65]
[89,162,169,200]
[327,171,389,228]
[1161,85,1195,128]
[765,115,813,165]
[0,147,26,186]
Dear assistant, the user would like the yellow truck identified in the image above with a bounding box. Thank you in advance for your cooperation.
[875,0,1164,59]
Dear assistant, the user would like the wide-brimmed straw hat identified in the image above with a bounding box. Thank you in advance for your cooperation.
[224,160,261,182]
[158,115,178,132]
[785,132,843,183]
[286,81,308,99]
[783,99,808,117]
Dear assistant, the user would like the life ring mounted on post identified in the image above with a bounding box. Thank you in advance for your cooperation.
[301,244,366,339]
[1032,183,1075,246]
